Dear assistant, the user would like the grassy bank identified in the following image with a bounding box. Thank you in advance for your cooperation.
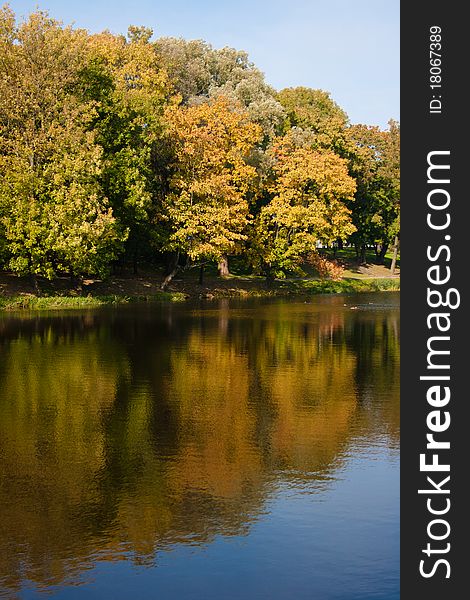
[0,291,187,311]
[0,276,399,311]
[200,276,400,299]
[277,277,400,296]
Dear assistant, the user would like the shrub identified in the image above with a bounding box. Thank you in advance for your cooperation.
[307,253,344,280]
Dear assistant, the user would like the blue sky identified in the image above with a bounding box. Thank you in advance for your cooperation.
[8,0,399,128]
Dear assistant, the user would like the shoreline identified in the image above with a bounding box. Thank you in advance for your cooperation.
[0,276,400,311]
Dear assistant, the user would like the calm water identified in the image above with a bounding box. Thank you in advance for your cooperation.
[0,293,399,600]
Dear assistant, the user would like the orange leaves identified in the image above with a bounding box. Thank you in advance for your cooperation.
[160,97,262,261]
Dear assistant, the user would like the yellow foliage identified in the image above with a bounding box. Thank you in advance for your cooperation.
[160,97,262,261]
[250,140,356,275]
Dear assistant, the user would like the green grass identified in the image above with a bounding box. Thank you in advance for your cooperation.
[187,276,400,299]
[290,277,400,295]
[0,291,187,311]
[260,277,400,297]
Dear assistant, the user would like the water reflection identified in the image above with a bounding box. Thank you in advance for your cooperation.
[0,294,399,598]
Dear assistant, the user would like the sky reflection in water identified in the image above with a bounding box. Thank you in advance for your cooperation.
[0,293,399,599]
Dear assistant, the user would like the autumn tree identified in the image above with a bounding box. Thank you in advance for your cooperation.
[0,8,122,285]
[249,138,356,277]
[158,97,261,287]
[0,6,400,285]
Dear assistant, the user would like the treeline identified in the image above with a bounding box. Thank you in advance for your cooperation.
[0,7,400,288]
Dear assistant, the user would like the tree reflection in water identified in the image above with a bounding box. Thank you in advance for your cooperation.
[0,295,399,596]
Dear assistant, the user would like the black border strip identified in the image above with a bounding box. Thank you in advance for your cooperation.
[401,2,468,597]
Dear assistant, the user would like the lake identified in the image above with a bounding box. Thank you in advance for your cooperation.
[0,293,399,599]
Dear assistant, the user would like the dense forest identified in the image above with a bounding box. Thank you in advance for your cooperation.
[0,6,400,289]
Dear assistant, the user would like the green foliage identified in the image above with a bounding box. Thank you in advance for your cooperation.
[84,28,170,263]
[346,120,400,255]
[0,7,123,278]
[277,87,349,152]
[0,6,400,284]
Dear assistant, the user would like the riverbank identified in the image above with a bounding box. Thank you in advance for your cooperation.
[0,270,399,311]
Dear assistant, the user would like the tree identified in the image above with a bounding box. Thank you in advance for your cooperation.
[154,38,285,140]
[85,27,170,272]
[0,7,400,286]
[249,139,356,277]
[158,97,261,287]
[277,87,349,153]
[346,120,400,263]
[0,8,122,285]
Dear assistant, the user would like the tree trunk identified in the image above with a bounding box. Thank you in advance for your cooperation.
[164,251,179,276]
[133,251,138,275]
[75,277,83,295]
[161,252,181,290]
[218,255,230,278]
[199,264,204,285]
[264,266,275,286]
[360,244,367,265]
[390,236,399,274]
[161,266,179,291]
[337,238,344,250]
[30,273,40,296]
[70,270,83,295]
[377,243,389,265]
[112,258,123,275]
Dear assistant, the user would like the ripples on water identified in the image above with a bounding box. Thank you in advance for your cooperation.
[0,293,399,599]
